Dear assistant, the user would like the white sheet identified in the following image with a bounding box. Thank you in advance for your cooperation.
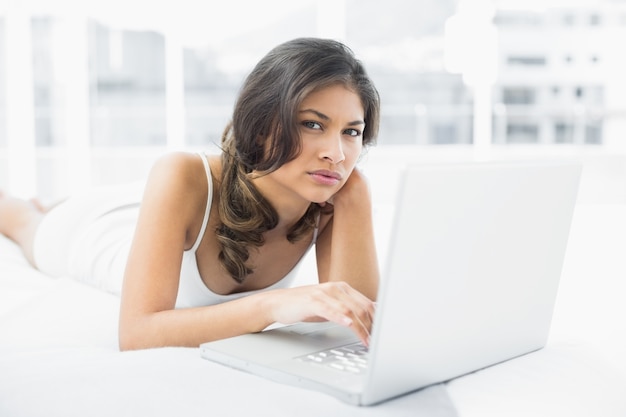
[1,204,625,416]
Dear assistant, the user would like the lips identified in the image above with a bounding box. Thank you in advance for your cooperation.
[308,169,343,186]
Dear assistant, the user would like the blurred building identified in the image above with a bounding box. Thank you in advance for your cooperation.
[492,3,626,147]
[2,1,626,199]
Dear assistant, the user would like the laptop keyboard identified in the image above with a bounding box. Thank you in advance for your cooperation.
[297,342,369,374]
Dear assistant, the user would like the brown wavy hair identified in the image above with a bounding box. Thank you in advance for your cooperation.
[216,38,380,283]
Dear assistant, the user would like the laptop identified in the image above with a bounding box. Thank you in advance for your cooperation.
[200,160,582,406]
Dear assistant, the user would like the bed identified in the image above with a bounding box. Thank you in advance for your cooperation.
[2,153,626,416]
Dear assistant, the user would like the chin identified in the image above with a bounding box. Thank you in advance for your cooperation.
[302,188,338,206]
[310,193,335,205]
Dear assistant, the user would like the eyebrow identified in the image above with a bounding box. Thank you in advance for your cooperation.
[299,109,365,126]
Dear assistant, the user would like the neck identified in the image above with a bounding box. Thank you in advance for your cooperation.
[251,175,310,231]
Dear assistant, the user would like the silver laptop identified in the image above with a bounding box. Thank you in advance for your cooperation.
[200,160,582,406]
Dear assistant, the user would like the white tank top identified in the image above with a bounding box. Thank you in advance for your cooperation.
[175,153,319,308]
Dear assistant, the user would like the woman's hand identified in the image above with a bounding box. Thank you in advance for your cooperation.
[264,282,376,347]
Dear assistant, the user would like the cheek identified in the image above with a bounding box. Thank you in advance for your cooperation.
[272,160,300,181]
[344,141,363,164]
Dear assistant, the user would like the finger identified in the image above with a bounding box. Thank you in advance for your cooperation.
[332,282,376,330]
[315,285,374,346]
[349,301,376,347]
[320,307,369,347]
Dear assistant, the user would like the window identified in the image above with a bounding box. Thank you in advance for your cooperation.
[506,122,539,143]
[89,22,167,147]
[555,122,574,143]
[507,56,547,67]
[32,17,56,147]
[183,49,239,146]
[380,111,418,145]
[575,86,584,99]
[563,14,575,26]
[586,122,603,144]
[586,86,604,105]
[502,88,535,105]
[432,124,458,145]
[181,1,471,147]
[493,11,542,27]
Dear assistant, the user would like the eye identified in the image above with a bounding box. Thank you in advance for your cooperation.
[344,128,362,137]
[302,121,322,130]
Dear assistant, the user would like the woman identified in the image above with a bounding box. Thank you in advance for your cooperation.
[0,38,380,350]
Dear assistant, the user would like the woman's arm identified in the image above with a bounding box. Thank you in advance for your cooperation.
[118,154,374,350]
[120,154,293,350]
[315,168,380,301]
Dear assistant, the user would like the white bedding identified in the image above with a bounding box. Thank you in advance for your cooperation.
[1,203,625,416]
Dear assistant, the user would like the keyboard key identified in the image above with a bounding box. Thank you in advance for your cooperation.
[297,343,369,374]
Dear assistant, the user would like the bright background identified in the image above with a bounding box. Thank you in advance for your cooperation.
[1,0,625,202]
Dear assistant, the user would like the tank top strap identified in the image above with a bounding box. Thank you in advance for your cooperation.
[190,152,213,253]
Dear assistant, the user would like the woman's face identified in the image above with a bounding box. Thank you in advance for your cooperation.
[256,83,365,207]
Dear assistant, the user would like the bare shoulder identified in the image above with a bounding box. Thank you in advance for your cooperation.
[150,152,222,186]
[141,152,213,239]
[149,152,205,188]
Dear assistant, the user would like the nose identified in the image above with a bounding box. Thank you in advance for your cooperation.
[319,133,345,164]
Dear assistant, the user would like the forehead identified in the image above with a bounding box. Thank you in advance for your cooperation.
[299,84,364,118]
